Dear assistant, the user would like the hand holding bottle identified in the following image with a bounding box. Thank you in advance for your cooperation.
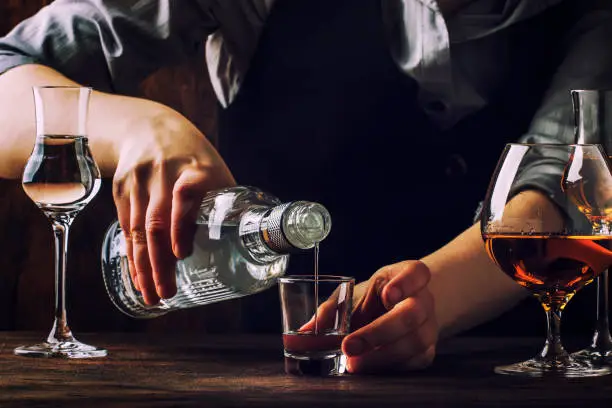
[112,106,236,305]
[103,187,332,318]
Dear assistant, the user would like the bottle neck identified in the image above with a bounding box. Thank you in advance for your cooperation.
[572,90,612,154]
[239,201,332,260]
[260,203,295,253]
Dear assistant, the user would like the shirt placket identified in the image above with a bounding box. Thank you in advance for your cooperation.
[392,0,455,127]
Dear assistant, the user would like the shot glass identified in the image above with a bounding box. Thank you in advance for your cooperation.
[279,275,354,376]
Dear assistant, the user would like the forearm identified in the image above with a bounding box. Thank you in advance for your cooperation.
[422,190,563,338]
[422,223,526,339]
[0,64,179,178]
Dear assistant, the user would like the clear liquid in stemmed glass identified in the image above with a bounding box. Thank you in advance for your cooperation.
[15,132,106,358]
[23,135,101,212]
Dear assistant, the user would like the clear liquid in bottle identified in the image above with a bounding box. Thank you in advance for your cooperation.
[102,186,331,318]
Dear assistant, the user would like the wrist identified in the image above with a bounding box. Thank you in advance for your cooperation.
[87,92,186,177]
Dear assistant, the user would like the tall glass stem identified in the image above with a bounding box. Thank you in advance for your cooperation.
[47,214,76,343]
[540,304,569,364]
[591,271,612,353]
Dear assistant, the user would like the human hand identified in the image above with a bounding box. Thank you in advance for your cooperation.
[311,261,437,374]
[112,106,236,305]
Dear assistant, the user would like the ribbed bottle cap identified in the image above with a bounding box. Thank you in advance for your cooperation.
[261,201,331,252]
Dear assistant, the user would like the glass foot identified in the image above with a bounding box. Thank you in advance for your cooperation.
[495,357,611,378]
[572,347,612,364]
[14,340,107,359]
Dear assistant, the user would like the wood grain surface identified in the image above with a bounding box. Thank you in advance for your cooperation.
[0,333,610,407]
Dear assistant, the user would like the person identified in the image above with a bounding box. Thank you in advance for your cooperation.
[0,0,611,374]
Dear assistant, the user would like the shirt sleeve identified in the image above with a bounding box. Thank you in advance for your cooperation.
[205,0,273,107]
[512,2,612,207]
[0,0,219,94]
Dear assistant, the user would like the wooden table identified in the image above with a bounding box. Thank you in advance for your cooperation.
[0,332,610,407]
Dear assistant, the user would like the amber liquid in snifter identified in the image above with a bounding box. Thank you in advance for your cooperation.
[562,152,612,226]
[484,234,612,307]
[480,143,612,377]
[559,150,612,362]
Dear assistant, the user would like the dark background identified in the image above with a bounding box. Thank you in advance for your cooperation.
[0,0,603,341]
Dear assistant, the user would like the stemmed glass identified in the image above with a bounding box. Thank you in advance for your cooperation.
[15,86,106,358]
[570,90,612,362]
[481,143,612,377]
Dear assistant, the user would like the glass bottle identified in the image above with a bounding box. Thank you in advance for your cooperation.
[571,89,612,362]
[101,186,331,318]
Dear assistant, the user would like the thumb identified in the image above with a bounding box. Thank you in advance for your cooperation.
[299,283,352,333]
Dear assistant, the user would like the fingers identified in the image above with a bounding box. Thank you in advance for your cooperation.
[129,178,159,305]
[114,164,217,305]
[299,290,351,333]
[342,280,438,373]
[380,260,431,309]
[345,301,438,373]
[113,184,139,292]
[171,168,208,260]
[344,289,434,357]
[110,117,237,306]
[298,302,334,333]
[350,260,431,330]
[146,168,177,300]
[348,342,437,373]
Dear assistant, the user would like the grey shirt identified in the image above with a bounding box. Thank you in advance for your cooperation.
[1,0,612,203]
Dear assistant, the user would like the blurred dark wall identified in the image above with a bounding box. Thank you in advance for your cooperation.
[0,0,52,35]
